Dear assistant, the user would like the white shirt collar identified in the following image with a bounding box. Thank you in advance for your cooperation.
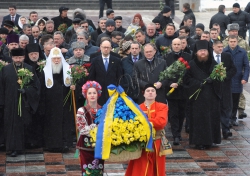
[213,51,221,62]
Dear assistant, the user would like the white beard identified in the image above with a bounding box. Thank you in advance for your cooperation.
[52,62,63,74]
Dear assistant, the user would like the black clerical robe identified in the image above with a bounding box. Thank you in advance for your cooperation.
[40,71,73,149]
[0,63,40,151]
[184,58,222,146]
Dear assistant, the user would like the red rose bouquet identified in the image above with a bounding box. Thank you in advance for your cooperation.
[159,57,190,96]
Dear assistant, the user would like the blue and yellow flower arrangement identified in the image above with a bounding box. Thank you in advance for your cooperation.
[89,85,154,161]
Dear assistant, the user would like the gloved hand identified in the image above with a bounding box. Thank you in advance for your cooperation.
[205,77,213,84]
[18,89,25,94]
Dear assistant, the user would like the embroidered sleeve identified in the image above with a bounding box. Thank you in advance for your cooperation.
[76,107,96,136]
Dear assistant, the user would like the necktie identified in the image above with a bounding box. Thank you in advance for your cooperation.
[216,54,220,63]
[133,57,137,62]
[11,16,14,22]
[104,58,108,71]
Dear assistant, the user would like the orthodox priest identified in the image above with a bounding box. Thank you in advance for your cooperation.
[183,40,222,150]
[40,47,74,152]
[0,48,40,157]
[24,43,46,148]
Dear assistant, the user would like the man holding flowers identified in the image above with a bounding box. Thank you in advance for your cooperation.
[184,40,222,150]
[0,48,40,157]
[125,84,168,176]
[212,40,236,139]
[163,38,191,145]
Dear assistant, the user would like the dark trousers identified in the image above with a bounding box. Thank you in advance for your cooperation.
[185,101,190,129]
[0,108,4,145]
[165,0,175,17]
[231,93,240,122]
[220,96,232,133]
[168,99,186,138]
[99,0,112,18]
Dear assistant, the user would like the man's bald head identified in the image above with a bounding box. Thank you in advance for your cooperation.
[172,38,182,52]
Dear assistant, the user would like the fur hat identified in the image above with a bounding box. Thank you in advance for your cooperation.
[7,34,19,44]
[11,48,25,56]
[227,23,239,31]
[71,41,85,50]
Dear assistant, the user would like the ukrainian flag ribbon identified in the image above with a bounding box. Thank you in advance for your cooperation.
[95,85,154,160]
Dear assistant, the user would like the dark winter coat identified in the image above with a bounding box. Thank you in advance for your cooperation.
[156,13,173,30]
[223,45,249,93]
[121,53,142,101]
[91,28,104,43]
[51,15,72,32]
[228,10,250,38]
[65,42,99,59]
[218,52,236,108]
[96,30,113,46]
[155,32,178,55]
[89,55,123,106]
[180,9,196,28]
[133,56,167,104]
[116,26,126,33]
[163,51,192,99]
[209,11,229,35]
[244,2,250,13]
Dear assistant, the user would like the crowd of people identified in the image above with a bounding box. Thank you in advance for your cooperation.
[0,1,250,175]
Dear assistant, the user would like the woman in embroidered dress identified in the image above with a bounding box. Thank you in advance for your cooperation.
[76,81,104,176]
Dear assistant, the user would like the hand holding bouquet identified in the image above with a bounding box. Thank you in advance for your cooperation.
[17,68,34,116]
[159,57,190,96]
[63,65,89,108]
[189,62,226,100]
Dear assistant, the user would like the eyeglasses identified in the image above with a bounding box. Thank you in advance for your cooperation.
[32,31,39,33]
[115,37,122,40]
[77,38,85,40]
[81,26,88,28]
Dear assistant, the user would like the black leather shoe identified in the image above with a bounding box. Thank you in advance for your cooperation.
[239,112,247,119]
[195,145,205,150]
[10,151,17,157]
[222,131,232,139]
[62,146,69,153]
[173,138,180,145]
[231,121,239,126]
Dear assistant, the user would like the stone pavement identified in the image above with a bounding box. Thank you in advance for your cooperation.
[0,8,250,176]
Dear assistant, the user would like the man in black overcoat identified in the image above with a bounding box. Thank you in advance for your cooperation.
[184,40,222,150]
[212,40,236,139]
[133,43,167,104]
[0,48,40,157]
[89,39,122,106]
[163,38,191,145]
